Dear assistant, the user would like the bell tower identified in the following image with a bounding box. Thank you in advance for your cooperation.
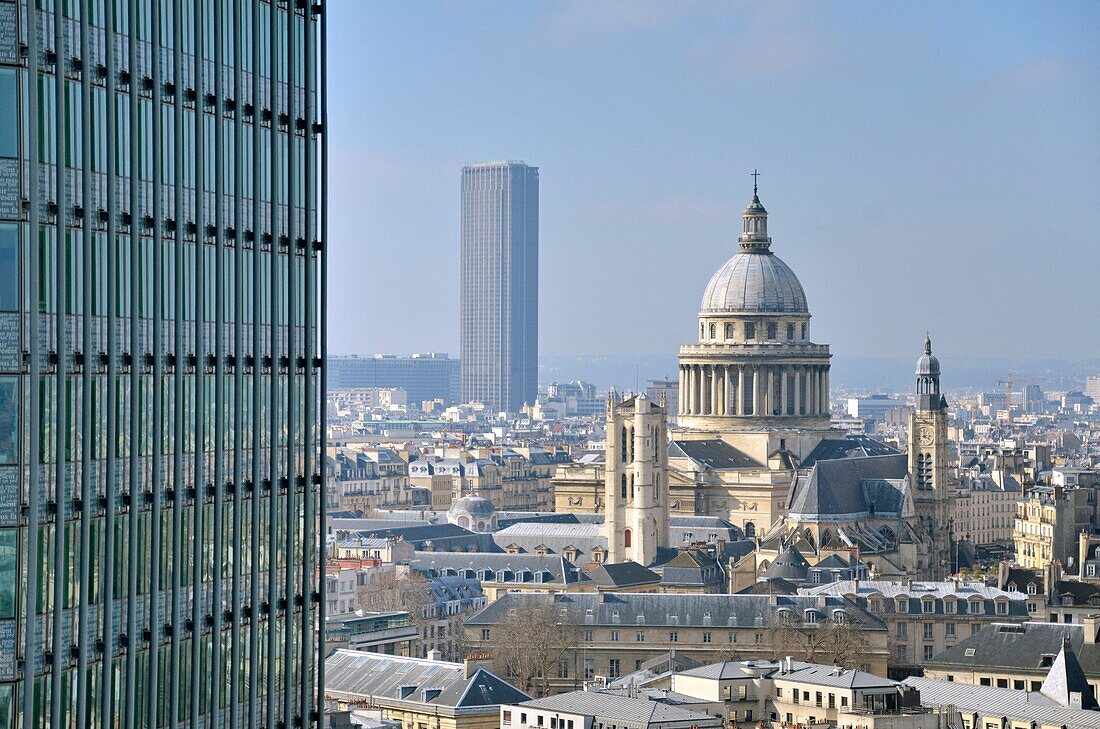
[908,335,953,576]
[605,392,669,566]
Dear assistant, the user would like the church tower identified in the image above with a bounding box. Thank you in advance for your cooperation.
[908,336,953,576]
[605,391,669,565]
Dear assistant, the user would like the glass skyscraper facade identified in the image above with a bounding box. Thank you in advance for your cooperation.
[459,161,538,414]
[0,0,325,727]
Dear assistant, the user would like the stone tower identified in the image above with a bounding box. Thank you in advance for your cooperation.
[909,335,954,576]
[605,391,669,565]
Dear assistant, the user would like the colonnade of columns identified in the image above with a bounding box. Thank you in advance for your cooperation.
[678,363,829,417]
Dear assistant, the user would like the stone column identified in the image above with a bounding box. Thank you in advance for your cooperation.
[824,369,830,414]
[751,368,760,416]
[687,366,696,414]
[807,367,815,415]
[679,367,686,415]
[736,367,744,416]
[767,367,776,416]
[780,366,788,416]
[794,366,802,416]
[723,365,732,417]
[712,365,721,415]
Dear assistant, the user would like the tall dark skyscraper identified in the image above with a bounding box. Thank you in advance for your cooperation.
[460,161,538,413]
[0,1,325,727]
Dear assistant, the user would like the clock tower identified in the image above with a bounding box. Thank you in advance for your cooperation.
[909,335,953,577]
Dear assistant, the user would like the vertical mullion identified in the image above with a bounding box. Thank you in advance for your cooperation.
[170,1,184,721]
[170,1,187,725]
[23,0,41,724]
[230,0,245,725]
[211,0,227,724]
[100,0,119,723]
[302,3,316,724]
[77,0,95,725]
[189,1,205,725]
[283,3,296,722]
[265,2,278,723]
[124,0,140,726]
[318,4,329,718]
[52,0,70,721]
[248,2,263,724]
[148,1,165,725]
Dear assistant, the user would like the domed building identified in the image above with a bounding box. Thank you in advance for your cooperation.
[668,184,841,537]
[678,185,831,431]
[447,493,498,533]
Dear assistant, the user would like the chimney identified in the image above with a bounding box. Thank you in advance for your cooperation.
[1085,615,1099,645]
[785,656,793,673]
[427,649,442,662]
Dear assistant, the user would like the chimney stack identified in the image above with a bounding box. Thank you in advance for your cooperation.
[1085,615,1099,645]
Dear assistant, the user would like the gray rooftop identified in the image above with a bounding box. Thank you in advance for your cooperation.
[519,690,722,728]
[324,650,529,711]
[904,676,1100,729]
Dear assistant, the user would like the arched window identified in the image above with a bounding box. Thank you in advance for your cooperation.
[879,526,895,544]
[801,323,807,339]
[624,529,632,548]
[766,322,777,340]
[745,322,756,340]
[804,529,816,551]
[787,323,795,340]
[620,473,627,499]
[725,323,733,340]
[709,323,716,339]
[621,427,628,457]
[745,522,756,538]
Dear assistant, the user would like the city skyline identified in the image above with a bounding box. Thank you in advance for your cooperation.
[326,1,1099,362]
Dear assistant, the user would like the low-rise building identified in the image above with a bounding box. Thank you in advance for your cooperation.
[922,617,1100,697]
[324,650,530,729]
[465,592,890,692]
[502,691,723,729]
[800,580,1031,674]
[904,674,1100,729]
[324,612,419,657]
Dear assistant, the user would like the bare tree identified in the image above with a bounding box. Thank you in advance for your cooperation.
[490,604,581,698]
[766,614,873,670]
[358,569,435,646]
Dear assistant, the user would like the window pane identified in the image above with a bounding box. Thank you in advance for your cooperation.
[0,377,15,465]
[0,68,16,158]
[0,528,15,618]
[0,223,16,311]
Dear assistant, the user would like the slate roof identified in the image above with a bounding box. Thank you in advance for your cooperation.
[787,454,909,520]
[1041,638,1098,709]
[677,661,762,680]
[324,650,529,710]
[660,550,725,588]
[519,690,721,727]
[412,552,592,586]
[589,562,662,588]
[669,516,745,546]
[904,676,1100,729]
[925,622,1100,678]
[799,437,900,469]
[466,592,886,632]
[774,663,899,690]
[490,522,605,567]
[669,440,763,470]
[348,522,501,553]
[737,578,800,595]
[761,546,809,581]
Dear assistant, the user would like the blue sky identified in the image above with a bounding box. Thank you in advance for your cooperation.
[326,1,1099,362]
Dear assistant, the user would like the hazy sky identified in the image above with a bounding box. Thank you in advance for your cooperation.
[326,1,1099,364]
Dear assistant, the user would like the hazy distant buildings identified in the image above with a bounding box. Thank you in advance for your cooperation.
[1086,376,1100,401]
[847,394,904,420]
[460,161,539,412]
[329,353,460,404]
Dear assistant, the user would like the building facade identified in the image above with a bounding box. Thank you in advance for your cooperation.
[328,353,460,405]
[460,161,539,413]
[0,1,324,726]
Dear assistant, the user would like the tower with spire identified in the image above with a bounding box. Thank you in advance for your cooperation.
[908,335,954,577]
